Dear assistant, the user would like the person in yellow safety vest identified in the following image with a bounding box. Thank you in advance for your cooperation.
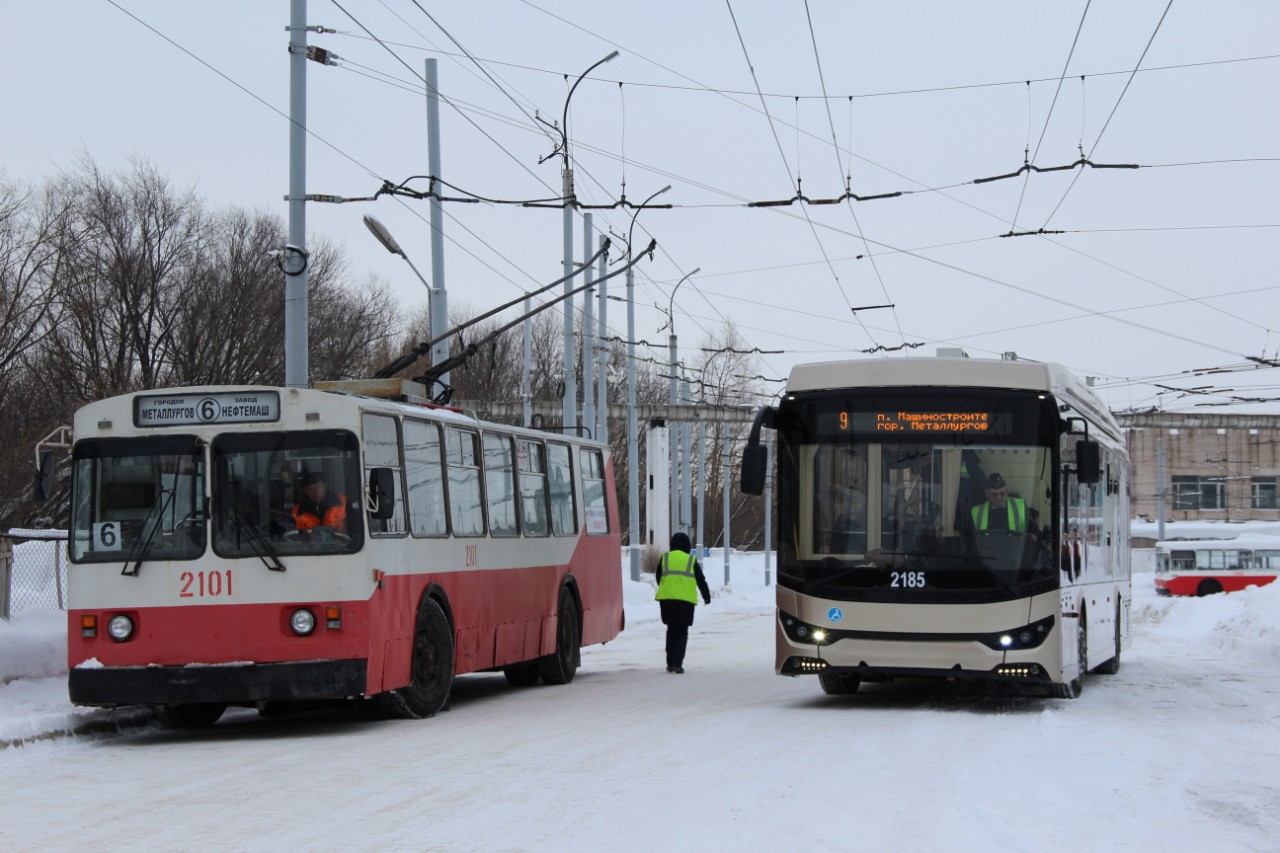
[971,472,1028,534]
[654,531,712,674]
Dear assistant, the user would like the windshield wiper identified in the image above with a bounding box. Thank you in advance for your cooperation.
[232,509,286,572]
[120,488,175,577]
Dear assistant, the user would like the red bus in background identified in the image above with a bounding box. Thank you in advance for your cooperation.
[61,380,623,727]
[1155,535,1280,596]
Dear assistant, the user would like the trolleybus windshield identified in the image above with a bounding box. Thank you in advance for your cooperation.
[775,388,1060,603]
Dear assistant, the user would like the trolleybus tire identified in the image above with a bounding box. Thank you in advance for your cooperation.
[539,586,580,685]
[503,661,542,687]
[378,596,453,719]
[1197,579,1224,597]
[818,671,862,695]
[157,702,227,728]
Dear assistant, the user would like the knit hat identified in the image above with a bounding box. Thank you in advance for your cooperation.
[669,531,692,553]
[986,473,1006,489]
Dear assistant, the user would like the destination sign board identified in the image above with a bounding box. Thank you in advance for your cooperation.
[134,391,280,427]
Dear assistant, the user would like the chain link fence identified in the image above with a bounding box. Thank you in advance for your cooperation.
[1,530,68,619]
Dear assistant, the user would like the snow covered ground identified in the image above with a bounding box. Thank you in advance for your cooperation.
[1,549,1278,852]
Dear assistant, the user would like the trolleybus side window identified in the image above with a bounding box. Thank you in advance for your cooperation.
[404,418,447,537]
[446,427,485,536]
[363,413,406,536]
[547,442,577,536]
[580,447,610,535]
[483,432,518,537]
[517,439,550,537]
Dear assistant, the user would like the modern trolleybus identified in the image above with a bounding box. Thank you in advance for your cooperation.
[742,356,1130,698]
[56,379,623,726]
[1154,535,1280,596]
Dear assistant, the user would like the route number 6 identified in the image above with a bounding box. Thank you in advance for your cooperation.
[93,521,122,551]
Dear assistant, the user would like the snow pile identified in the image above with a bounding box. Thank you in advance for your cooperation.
[1133,571,1280,663]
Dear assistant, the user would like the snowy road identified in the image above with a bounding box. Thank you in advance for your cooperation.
[2,577,1278,853]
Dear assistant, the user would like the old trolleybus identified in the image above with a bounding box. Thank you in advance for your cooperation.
[742,356,1130,698]
[1154,535,1280,596]
[60,380,623,726]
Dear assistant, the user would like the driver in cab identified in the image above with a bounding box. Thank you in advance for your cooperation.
[293,471,348,534]
[970,472,1031,536]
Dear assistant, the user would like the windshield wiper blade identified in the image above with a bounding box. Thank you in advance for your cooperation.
[233,510,286,572]
[120,488,175,577]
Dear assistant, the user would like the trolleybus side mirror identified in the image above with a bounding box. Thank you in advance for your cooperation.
[742,445,767,496]
[1076,440,1101,485]
[368,467,395,520]
[33,450,55,502]
[740,405,777,496]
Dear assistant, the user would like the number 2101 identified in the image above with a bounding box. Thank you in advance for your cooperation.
[180,570,233,598]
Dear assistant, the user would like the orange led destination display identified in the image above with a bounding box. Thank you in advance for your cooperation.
[834,410,1000,433]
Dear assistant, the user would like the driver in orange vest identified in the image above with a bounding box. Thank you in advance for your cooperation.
[292,471,348,533]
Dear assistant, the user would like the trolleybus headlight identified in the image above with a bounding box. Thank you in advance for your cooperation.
[780,612,834,646]
[981,616,1054,651]
[106,614,133,642]
[290,608,317,636]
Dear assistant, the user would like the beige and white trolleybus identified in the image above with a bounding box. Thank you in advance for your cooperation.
[742,356,1129,698]
[58,380,623,726]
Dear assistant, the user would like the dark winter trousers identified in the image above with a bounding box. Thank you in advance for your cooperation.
[659,600,696,668]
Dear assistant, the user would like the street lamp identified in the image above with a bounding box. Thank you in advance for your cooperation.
[626,184,671,581]
[365,214,444,381]
[364,214,434,294]
[558,50,619,433]
[665,267,699,537]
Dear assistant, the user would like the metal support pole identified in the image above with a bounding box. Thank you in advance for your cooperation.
[562,170,576,432]
[284,0,309,388]
[582,213,595,438]
[626,263,640,581]
[625,183,669,581]
[669,332,679,534]
[681,379,693,537]
[595,236,609,443]
[722,422,732,585]
[696,419,706,558]
[1157,436,1166,542]
[425,58,450,381]
[522,295,532,428]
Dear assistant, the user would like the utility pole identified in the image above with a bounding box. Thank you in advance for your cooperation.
[582,213,595,438]
[425,58,449,382]
[284,0,310,388]
[595,236,609,442]
[626,184,670,581]
[722,421,732,585]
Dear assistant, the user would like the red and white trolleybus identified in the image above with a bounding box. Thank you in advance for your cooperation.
[1154,535,1280,596]
[61,379,623,726]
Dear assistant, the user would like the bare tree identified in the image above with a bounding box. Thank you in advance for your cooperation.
[0,174,71,395]
[38,156,202,401]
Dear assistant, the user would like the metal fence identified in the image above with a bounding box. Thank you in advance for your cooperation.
[1,530,68,619]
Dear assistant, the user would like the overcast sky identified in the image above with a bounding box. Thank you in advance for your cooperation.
[4,1,1278,412]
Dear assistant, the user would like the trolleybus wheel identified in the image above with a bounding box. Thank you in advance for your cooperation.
[378,596,453,719]
[1051,616,1086,699]
[1197,579,1224,597]
[158,702,226,728]
[818,671,862,695]
[503,661,542,687]
[539,586,580,685]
